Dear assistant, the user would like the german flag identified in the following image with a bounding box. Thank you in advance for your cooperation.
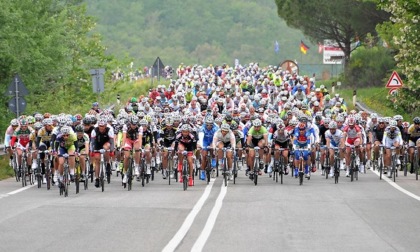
[300,40,309,54]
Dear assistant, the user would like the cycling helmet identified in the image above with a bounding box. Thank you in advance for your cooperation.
[173,114,181,122]
[370,113,378,119]
[44,118,53,125]
[98,119,107,126]
[27,116,35,124]
[130,97,138,103]
[413,117,420,124]
[393,115,403,121]
[20,119,28,126]
[82,117,91,125]
[378,117,385,123]
[215,117,223,123]
[165,118,174,126]
[33,122,43,130]
[384,117,391,124]
[298,122,306,130]
[252,119,262,127]
[221,123,230,131]
[230,122,238,130]
[92,102,99,107]
[139,119,148,126]
[60,126,71,135]
[277,121,285,129]
[347,117,356,126]
[10,119,19,126]
[225,114,233,122]
[34,114,44,122]
[181,124,190,131]
[329,121,338,129]
[204,116,214,125]
[43,112,51,118]
[58,117,67,126]
[289,119,299,126]
[75,124,84,133]
[389,120,397,127]
[130,115,139,124]
[74,114,83,121]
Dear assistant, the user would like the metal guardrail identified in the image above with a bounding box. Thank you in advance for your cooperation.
[355,101,381,116]
[0,144,5,156]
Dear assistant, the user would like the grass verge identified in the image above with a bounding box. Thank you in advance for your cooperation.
[0,155,15,181]
[316,79,412,119]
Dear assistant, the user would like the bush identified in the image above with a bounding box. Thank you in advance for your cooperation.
[345,46,395,88]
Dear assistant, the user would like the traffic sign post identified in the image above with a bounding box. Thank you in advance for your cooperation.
[385,71,404,88]
[90,68,105,101]
[4,74,29,117]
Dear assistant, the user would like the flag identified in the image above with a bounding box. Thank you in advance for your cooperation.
[274,40,279,54]
[300,40,309,54]
[318,42,323,54]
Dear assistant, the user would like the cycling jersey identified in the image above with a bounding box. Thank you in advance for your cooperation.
[408,124,420,144]
[174,132,197,152]
[76,133,89,151]
[55,132,77,153]
[122,124,141,140]
[325,129,343,147]
[140,127,154,147]
[36,127,54,148]
[248,126,268,140]
[382,127,403,147]
[212,129,235,147]
[372,126,385,143]
[91,126,114,151]
[342,125,361,145]
[11,126,33,148]
[199,124,218,147]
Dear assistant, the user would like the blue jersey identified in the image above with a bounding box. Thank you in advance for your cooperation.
[293,127,313,147]
[200,124,218,147]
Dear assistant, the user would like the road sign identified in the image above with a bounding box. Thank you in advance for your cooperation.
[8,97,27,115]
[4,74,29,96]
[90,68,105,94]
[385,71,404,88]
[388,88,399,96]
[151,57,165,80]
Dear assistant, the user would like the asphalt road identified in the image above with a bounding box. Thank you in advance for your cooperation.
[0,167,419,252]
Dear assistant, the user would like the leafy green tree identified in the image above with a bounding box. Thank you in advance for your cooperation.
[274,0,389,67]
[376,0,419,115]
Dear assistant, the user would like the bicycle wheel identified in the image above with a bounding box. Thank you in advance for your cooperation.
[37,167,42,188]
[127,159,133,191]
[141,160,146,187]
[22,159,27,187]
[350,158,354,182]
[253,170,258,186]
[183,160,188,191]
[415,152,419,181]
[45,158,51,190]
[223,160,227,187]
[233,157,237,185]
[106,163,111,184]
[100,162,105,192]
[90,163,94,183]
[403,152,408,176]
[379,157,383,180]
[64,165,69,197]
[75,169,80,194]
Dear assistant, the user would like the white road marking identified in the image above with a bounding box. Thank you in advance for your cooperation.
[370,169,420,201]
[191,182,227,252]
[0,183,37,199]
[162,179,216,252]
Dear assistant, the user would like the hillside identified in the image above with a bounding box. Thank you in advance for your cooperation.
[85,0,322,68]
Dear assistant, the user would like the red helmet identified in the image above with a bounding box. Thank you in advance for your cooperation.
[298,122,306,130]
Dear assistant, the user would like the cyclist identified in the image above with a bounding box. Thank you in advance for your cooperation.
[74,124,90,181]
[4,119,19,167]
[138,119,154,178]
[246,119,269,179]
[174,124,197,186]
[36,118,54,181]
[382,120,403,177]
[121,115,142,184]
[292,122,314,178]
[212,123,236,180]
[325,121,344,178]
[90,119,115,188]
[53,126,77,187]
[10,119,34,175]
[230,122,244,169]
[407,117,420,173]
[371,117,386,171]
[270,120,290,175]
[29,122,43,172]
[342,116,363,177]
[158,118,178,179]
[198,117,218,180]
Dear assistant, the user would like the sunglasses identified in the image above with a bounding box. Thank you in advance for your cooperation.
[63,134,69,137]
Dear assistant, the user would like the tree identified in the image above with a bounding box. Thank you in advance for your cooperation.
[274,0,389,67]
[376,0,420,115]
